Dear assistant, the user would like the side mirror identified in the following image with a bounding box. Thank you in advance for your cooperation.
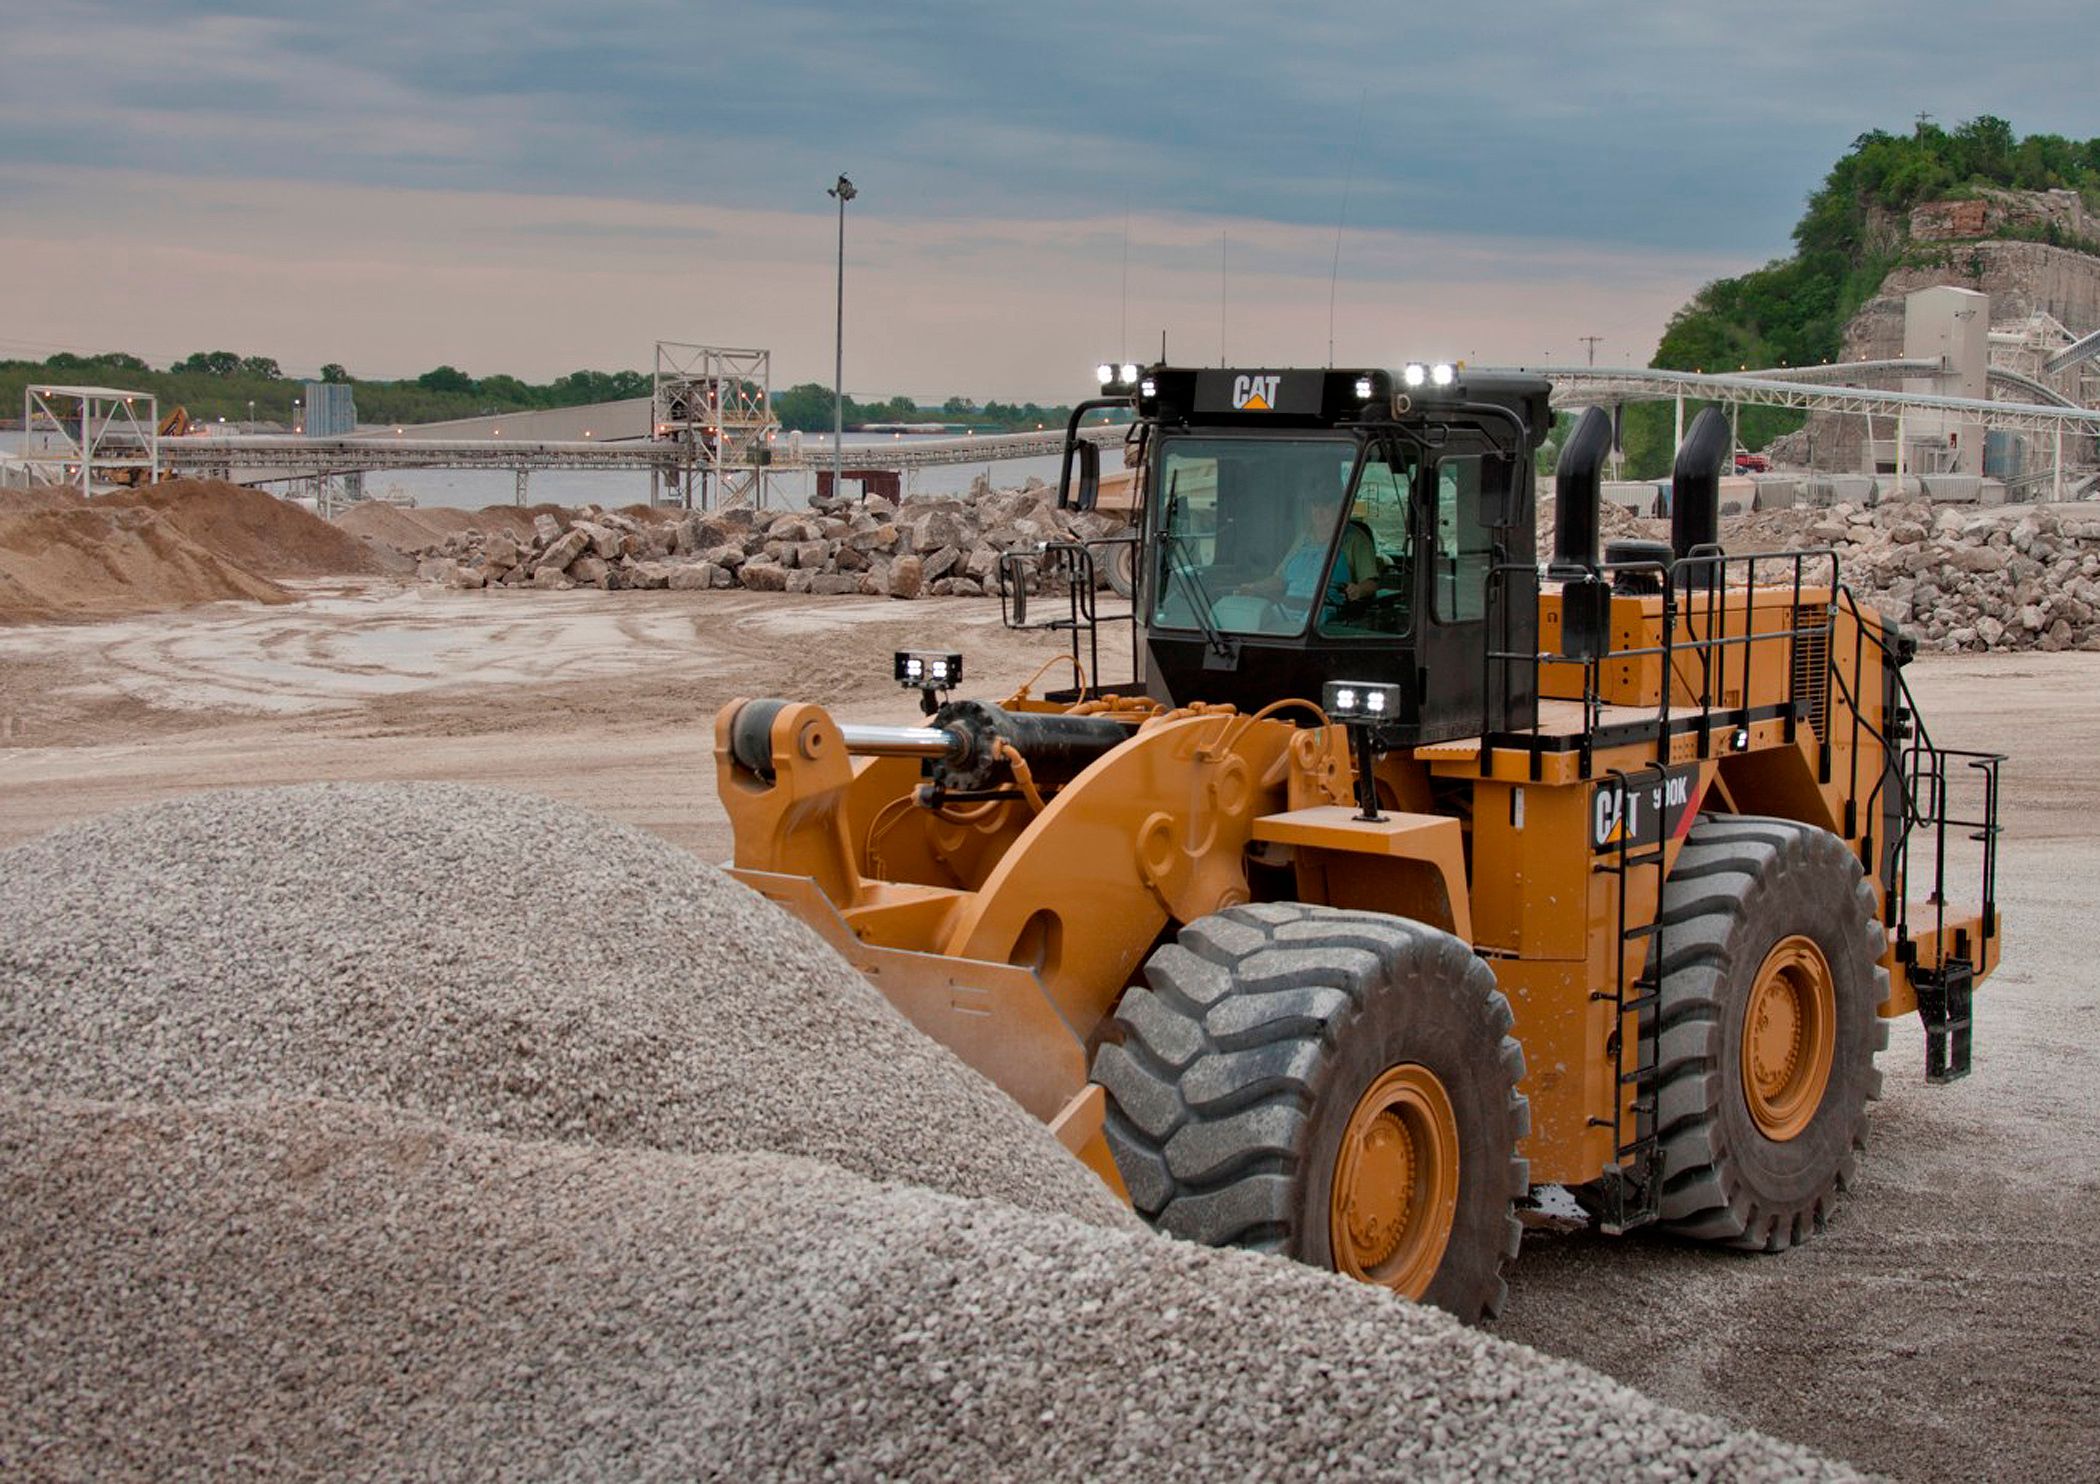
[1072,440,1101,512]
[1559,576,1612,662]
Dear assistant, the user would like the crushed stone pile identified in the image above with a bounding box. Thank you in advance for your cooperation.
[1545,495,2100,653]
[392,477,1128,599]
[1784,498,2100,653]
[0,782,1125,1227]
[0,1095,1859,1481]
[0,503,290,624]
[105,478,392,578]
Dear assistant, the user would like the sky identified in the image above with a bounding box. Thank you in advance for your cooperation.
[2,1,2093,402]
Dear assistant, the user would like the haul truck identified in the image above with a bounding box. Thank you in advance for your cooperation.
[715,363,2002,1319]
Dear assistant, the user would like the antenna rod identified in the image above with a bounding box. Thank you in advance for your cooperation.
[1220,232,1228,368]
[1120,200,1131,361]
[1328,88,1369,368]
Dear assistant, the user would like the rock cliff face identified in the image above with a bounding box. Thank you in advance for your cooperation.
[1846,240,2100,362]
[1781,236,2100,474]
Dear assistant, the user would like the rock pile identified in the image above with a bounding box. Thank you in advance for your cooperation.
[1555,497,2100,653]
[404,479,1127,600]
[1801,499,2100,652]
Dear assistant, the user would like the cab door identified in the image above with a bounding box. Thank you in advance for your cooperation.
[1411,443,1527,745]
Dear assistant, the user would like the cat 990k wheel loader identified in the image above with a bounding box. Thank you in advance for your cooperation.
[715,362,2004,1321]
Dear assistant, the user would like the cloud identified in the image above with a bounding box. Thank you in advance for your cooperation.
[1,164,1741,396]
[6,2,2092,393]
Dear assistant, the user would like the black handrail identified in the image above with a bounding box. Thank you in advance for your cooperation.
[998,537,1139,696]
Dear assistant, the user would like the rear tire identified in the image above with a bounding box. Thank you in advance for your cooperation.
[1104,540,1136,600]
[1650,816,1890,1250]
[1090,903,1529,1320]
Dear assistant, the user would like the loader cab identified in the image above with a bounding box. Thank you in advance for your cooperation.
[1125,366,1551,747]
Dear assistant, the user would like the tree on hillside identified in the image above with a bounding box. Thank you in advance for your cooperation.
[1622,115,2100,477]
[417,365,476,394]
[772,382,841,432]
[175,351,244,377]
[319,363,349,383]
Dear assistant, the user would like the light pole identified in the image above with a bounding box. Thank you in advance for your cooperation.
[828,172,856,504]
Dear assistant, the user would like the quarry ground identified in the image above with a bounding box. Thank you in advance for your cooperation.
[1,578,2093,1483]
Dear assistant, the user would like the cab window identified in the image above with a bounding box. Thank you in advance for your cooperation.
[1317,445,1416,638]
[1432,456,1499,623]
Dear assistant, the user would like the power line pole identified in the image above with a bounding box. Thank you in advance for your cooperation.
[828,173,857,504]
[1579,335,1603,367]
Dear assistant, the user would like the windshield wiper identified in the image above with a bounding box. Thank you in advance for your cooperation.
[1160,472,1236,661]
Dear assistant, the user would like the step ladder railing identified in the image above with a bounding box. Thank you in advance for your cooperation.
[1586,761,1673,1233]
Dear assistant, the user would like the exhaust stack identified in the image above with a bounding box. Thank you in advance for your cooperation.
[1549,406,1614,576]
[1670,406,1732,562]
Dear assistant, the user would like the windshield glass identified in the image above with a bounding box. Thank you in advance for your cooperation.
[1151,435,1363,638]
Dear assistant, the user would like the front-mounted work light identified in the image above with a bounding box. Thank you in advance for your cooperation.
[1353,375,1375,400]
[1400,361,1458,391]
[896,650,963,715]
[1322,679,1404,822]
[1095,361,1144,391]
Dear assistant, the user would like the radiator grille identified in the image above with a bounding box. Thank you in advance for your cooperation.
[1791,605,1830,740]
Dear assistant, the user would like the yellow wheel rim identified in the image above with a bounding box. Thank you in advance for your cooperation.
[1330,1064,1460,1296]
[1741,934,1837,1141]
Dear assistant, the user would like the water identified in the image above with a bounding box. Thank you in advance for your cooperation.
[1,430,1069,510]
[359,435,1068,512]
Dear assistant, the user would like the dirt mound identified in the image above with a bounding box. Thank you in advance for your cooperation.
[0,1095,1854,1480]
[0,781,1128,1226]
[0,505,290,624]
[332,499,446,549]
[0,485,85,514]
[106,479,386,578]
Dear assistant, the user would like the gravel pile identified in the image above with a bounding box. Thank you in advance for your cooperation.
[1,1094,1858,1481]
[402,480,1127,599]
[0,782,1125,1228]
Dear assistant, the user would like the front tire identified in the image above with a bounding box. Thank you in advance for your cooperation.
[1650,816,1890,1250]
[1090,903,1529,1320]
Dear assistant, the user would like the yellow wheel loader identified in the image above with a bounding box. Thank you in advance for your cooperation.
[715,363,2003,1320]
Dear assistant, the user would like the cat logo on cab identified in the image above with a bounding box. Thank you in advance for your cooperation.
[1231,374,1281,411]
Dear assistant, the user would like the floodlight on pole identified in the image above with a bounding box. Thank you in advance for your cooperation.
[828,173,857,504]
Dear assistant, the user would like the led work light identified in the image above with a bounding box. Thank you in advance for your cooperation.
[1322,680,1404,822]
[896,650,963,714]
[1324,680,1401,721]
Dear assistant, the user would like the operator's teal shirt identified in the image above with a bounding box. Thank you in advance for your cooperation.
[1281,532,1353,608]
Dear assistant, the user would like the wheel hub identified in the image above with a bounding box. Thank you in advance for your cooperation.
[1741,935,1837,1141]
[1330,1064,1459,1296]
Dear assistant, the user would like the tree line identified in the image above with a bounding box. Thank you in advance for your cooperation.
[1,351,1075,433]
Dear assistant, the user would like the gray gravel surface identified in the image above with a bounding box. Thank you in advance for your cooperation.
[0,782,1125,1229]
[1,1094,1858,1482]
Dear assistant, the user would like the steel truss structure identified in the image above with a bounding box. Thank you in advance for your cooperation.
[1542,365,2100,438]
[22,384,157,493]
[653,343,778,509]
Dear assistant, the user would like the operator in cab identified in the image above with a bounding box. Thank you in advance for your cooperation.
[1245,480,1379,619]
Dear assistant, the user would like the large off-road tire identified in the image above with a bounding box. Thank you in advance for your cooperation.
[1651,815,1890,1250]
[1090,903,1530,1321]
[1104,540,1136,600]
